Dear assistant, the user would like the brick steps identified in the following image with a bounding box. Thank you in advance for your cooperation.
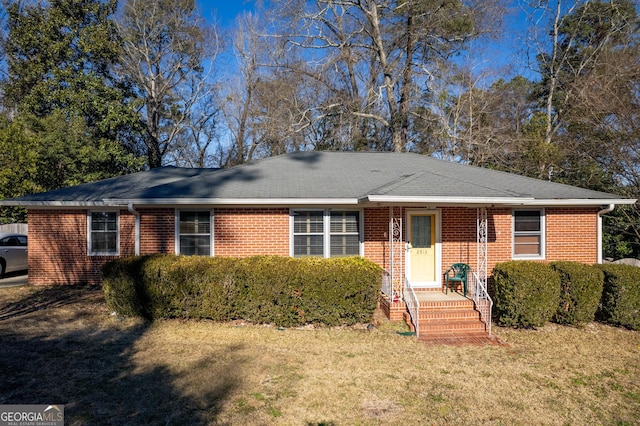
[419,299,475,309]
[419,309,481,321]
[412,297,490,343]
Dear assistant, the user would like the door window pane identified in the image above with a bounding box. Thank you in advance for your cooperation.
[411,215,432,248]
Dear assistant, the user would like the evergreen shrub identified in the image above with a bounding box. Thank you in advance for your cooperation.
[101,255,147,317]
[101,255,381,327]
[551,261,604,326]
[492,261,560,328]
[595,264,640,330]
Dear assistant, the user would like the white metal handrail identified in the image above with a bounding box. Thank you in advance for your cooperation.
[404,279,420,336]
[470,271,493,335]
[381,269,392,299]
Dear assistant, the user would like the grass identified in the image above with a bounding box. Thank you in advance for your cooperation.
[1,284,639,425]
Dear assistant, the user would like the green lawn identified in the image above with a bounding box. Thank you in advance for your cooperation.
[1,284,638,425]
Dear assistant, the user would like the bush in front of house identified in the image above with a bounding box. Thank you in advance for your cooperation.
[233,256,304,327]
[595,264,640,331]
[102,254,246,320]
[492,261,561,328]
[234,256,380,327]
[102,255,147,317]
[137,254,240,321]
[550,261,604,326]
[101,255,381,327]
[297,256,381,325]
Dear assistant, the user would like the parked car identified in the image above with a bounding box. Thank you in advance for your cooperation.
[0,233,28,278]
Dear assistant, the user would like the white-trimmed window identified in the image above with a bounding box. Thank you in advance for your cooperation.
[293,210,324,257]
[292,210,362,258]
[177,210,212,256]
[88,211,119,255]
[513,209,545,259]
[330,211,360,257]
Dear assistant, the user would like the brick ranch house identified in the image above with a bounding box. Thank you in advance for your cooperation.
[2,151,636,339]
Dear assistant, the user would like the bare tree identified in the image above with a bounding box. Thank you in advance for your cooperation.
[115,0,221,168]
[265,0,504,152]
[170,87,221,168]
[526,0,637,144]
[220,12,319,165]
[219,12,263,166]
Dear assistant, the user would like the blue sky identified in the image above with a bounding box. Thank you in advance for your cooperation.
[197,1,256,26]
[197,1,536,81]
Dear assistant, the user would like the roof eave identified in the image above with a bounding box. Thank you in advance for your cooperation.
[523,198,637,206]
[363,195,534,205]
[363,195,637,206]
[4,196,635,209]
[105,198,361,206]
[0,200,126,208]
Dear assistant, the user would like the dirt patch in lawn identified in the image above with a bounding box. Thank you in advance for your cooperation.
[1,285,639,425]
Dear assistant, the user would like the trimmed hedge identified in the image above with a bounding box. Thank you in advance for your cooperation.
[595,264,640,330]
[492,261,561,328]
[102,255,381,327]
[101,255,147,317]
[550,261,604,326]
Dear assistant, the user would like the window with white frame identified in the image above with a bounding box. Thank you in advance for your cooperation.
[293,210,324,257]
[178,210,212,256]
[330,211,360,257]
[513,209,544,258]
[292,210,361,258]
[88,211,119,255]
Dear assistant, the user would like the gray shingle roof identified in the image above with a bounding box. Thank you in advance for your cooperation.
[2,166,215,205]
[2,152,635,207]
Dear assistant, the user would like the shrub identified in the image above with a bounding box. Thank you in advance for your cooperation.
[235,256,303,327]
[492,261,560,328]
[235,256,381,327]
[139,255,241,320]
[550,261,604,326]
[595,264,640,330]
[298,256,381,326]
[101,255,147,317]
[101,255,382,327]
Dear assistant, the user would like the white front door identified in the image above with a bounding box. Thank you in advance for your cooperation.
[406,210,441,288]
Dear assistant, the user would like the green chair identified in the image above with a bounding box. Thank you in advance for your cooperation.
[444,263,471,296]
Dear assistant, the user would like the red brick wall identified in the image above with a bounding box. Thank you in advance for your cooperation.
[442,207,477,269]
[487,208,513,272]
[546,207,599,263]
[28,209,134,285]
[363,207,389,270]
[139,208,175,254]
[361,206,600,284]
[214,208,290,257]
[26,205,601,286]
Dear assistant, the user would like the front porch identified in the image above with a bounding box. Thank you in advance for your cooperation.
[378,206,494,343]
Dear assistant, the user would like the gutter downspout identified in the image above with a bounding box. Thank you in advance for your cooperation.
[597,204,615,264]
[128,203,140,256]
